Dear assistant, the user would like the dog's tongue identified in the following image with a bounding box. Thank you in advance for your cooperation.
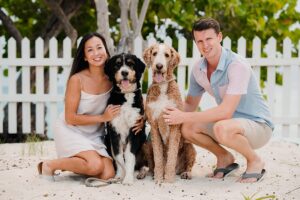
[121,80,130,88]
[154,73,163,83]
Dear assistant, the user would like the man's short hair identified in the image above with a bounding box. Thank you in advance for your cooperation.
[192,17,221,40]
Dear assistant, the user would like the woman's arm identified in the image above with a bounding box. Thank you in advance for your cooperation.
[64,75,119,125]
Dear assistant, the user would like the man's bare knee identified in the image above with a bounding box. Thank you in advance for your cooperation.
[213,121,233,143]
[181,123,193,141]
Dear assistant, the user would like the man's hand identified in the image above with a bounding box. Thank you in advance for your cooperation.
[163,106,186,125]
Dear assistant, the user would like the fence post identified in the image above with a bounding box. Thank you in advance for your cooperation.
[252,36,261,81]
[8,38,17,134]
[282,37,292,138]
[48,37,58,137]
[21,38,31,133]
[237,36,246,57]
[223,36,231,50]
[35,37,45,134]
[62,37,72,87]
[265,37,276,118]
[178,37,187,97]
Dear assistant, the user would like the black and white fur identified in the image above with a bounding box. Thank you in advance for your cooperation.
[104,53,147,185]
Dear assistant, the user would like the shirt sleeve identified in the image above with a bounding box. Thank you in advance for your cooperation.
[226,60,251,95]
[187,72,205,97]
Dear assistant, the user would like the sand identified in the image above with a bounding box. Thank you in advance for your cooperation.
[0,138,299,200]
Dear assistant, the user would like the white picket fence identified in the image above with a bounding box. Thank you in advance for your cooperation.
[0,36,300,143]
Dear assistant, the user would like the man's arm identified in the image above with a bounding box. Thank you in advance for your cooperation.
[186,94,241,123]
[184,95,201,112]
[163,94,241,125]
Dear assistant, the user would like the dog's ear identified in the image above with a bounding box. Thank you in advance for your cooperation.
[135,56,146,73]
[169,47,180,67]
[142,45,153,66]
[104,57,114,82]
[133,55,146,80]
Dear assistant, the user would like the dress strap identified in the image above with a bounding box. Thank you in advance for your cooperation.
[76,74,83,90]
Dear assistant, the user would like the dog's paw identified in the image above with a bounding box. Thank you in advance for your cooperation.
[180,171,192,180]
[122,176,134,185]
[164,174,175,183]
[136,166,149,179]
[154,174,163,184]
[154,179,163,185]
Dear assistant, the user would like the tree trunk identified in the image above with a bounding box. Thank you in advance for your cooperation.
[94,0,115,55]
[44,0,78,46]
[0,8,23,51]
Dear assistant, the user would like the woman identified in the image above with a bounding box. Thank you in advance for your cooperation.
[38,32,141,180]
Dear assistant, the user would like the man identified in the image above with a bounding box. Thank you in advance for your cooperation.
[163,17,273,183]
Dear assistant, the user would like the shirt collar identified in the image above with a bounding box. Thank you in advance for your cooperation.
[215,47,227,71]
[198,47,227,72]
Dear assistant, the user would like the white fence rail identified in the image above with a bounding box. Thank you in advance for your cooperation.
[0,36,300,142]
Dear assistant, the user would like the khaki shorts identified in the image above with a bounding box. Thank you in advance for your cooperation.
[202,118,273,149]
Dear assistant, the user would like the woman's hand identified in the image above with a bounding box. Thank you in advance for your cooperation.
[132,115,145,135]
[163,106,186,125]
[102,104,120,122]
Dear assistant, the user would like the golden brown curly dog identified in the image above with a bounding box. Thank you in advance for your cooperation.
[143,43,196,183]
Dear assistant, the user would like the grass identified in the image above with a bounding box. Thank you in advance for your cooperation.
[21,133,45,156]
[242,192,276,200]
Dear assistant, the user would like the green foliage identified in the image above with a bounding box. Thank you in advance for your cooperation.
[242,192,276,200]
[1,0,299,46]
[21,133,45,156]
[0,0,50,39]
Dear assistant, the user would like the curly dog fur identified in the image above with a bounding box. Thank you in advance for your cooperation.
[143,43,196,183]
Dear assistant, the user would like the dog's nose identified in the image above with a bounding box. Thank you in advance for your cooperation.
[156,63,163,70]
[121,71,129,77]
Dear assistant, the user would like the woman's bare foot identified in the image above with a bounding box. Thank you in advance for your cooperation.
[38,161,54,176]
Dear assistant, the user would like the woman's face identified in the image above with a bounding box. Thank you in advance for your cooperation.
[84,36,108,68]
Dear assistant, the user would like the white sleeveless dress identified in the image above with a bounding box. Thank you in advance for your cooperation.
[53,89,111,159]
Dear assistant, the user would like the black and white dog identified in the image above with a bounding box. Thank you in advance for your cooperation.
[104,53,148,185]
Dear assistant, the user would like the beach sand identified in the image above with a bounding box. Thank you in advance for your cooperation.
[0,138,299,200]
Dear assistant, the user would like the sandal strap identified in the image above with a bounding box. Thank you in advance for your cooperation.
[241,169,266,180]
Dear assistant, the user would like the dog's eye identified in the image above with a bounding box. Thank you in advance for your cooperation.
[126,59,135,66]
[152,52,157,56]
[165,53,170,58]
[116,58,122,65]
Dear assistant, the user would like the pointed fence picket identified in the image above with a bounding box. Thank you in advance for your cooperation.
[8,38,17,134]
[21,38,31,133]
[0,36,299,143]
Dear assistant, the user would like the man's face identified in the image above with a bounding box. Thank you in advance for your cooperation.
[193,28,222,59]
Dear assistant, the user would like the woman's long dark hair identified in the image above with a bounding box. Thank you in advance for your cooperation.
[68,32,110,79]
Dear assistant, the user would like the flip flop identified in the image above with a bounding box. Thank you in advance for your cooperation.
[37,162,55,181]
[240,169,266,183]
[212,163,240,178]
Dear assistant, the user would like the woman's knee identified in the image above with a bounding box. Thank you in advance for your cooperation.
[85,159,104,176]
[99,159,115,180]
[100,167,115,180]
